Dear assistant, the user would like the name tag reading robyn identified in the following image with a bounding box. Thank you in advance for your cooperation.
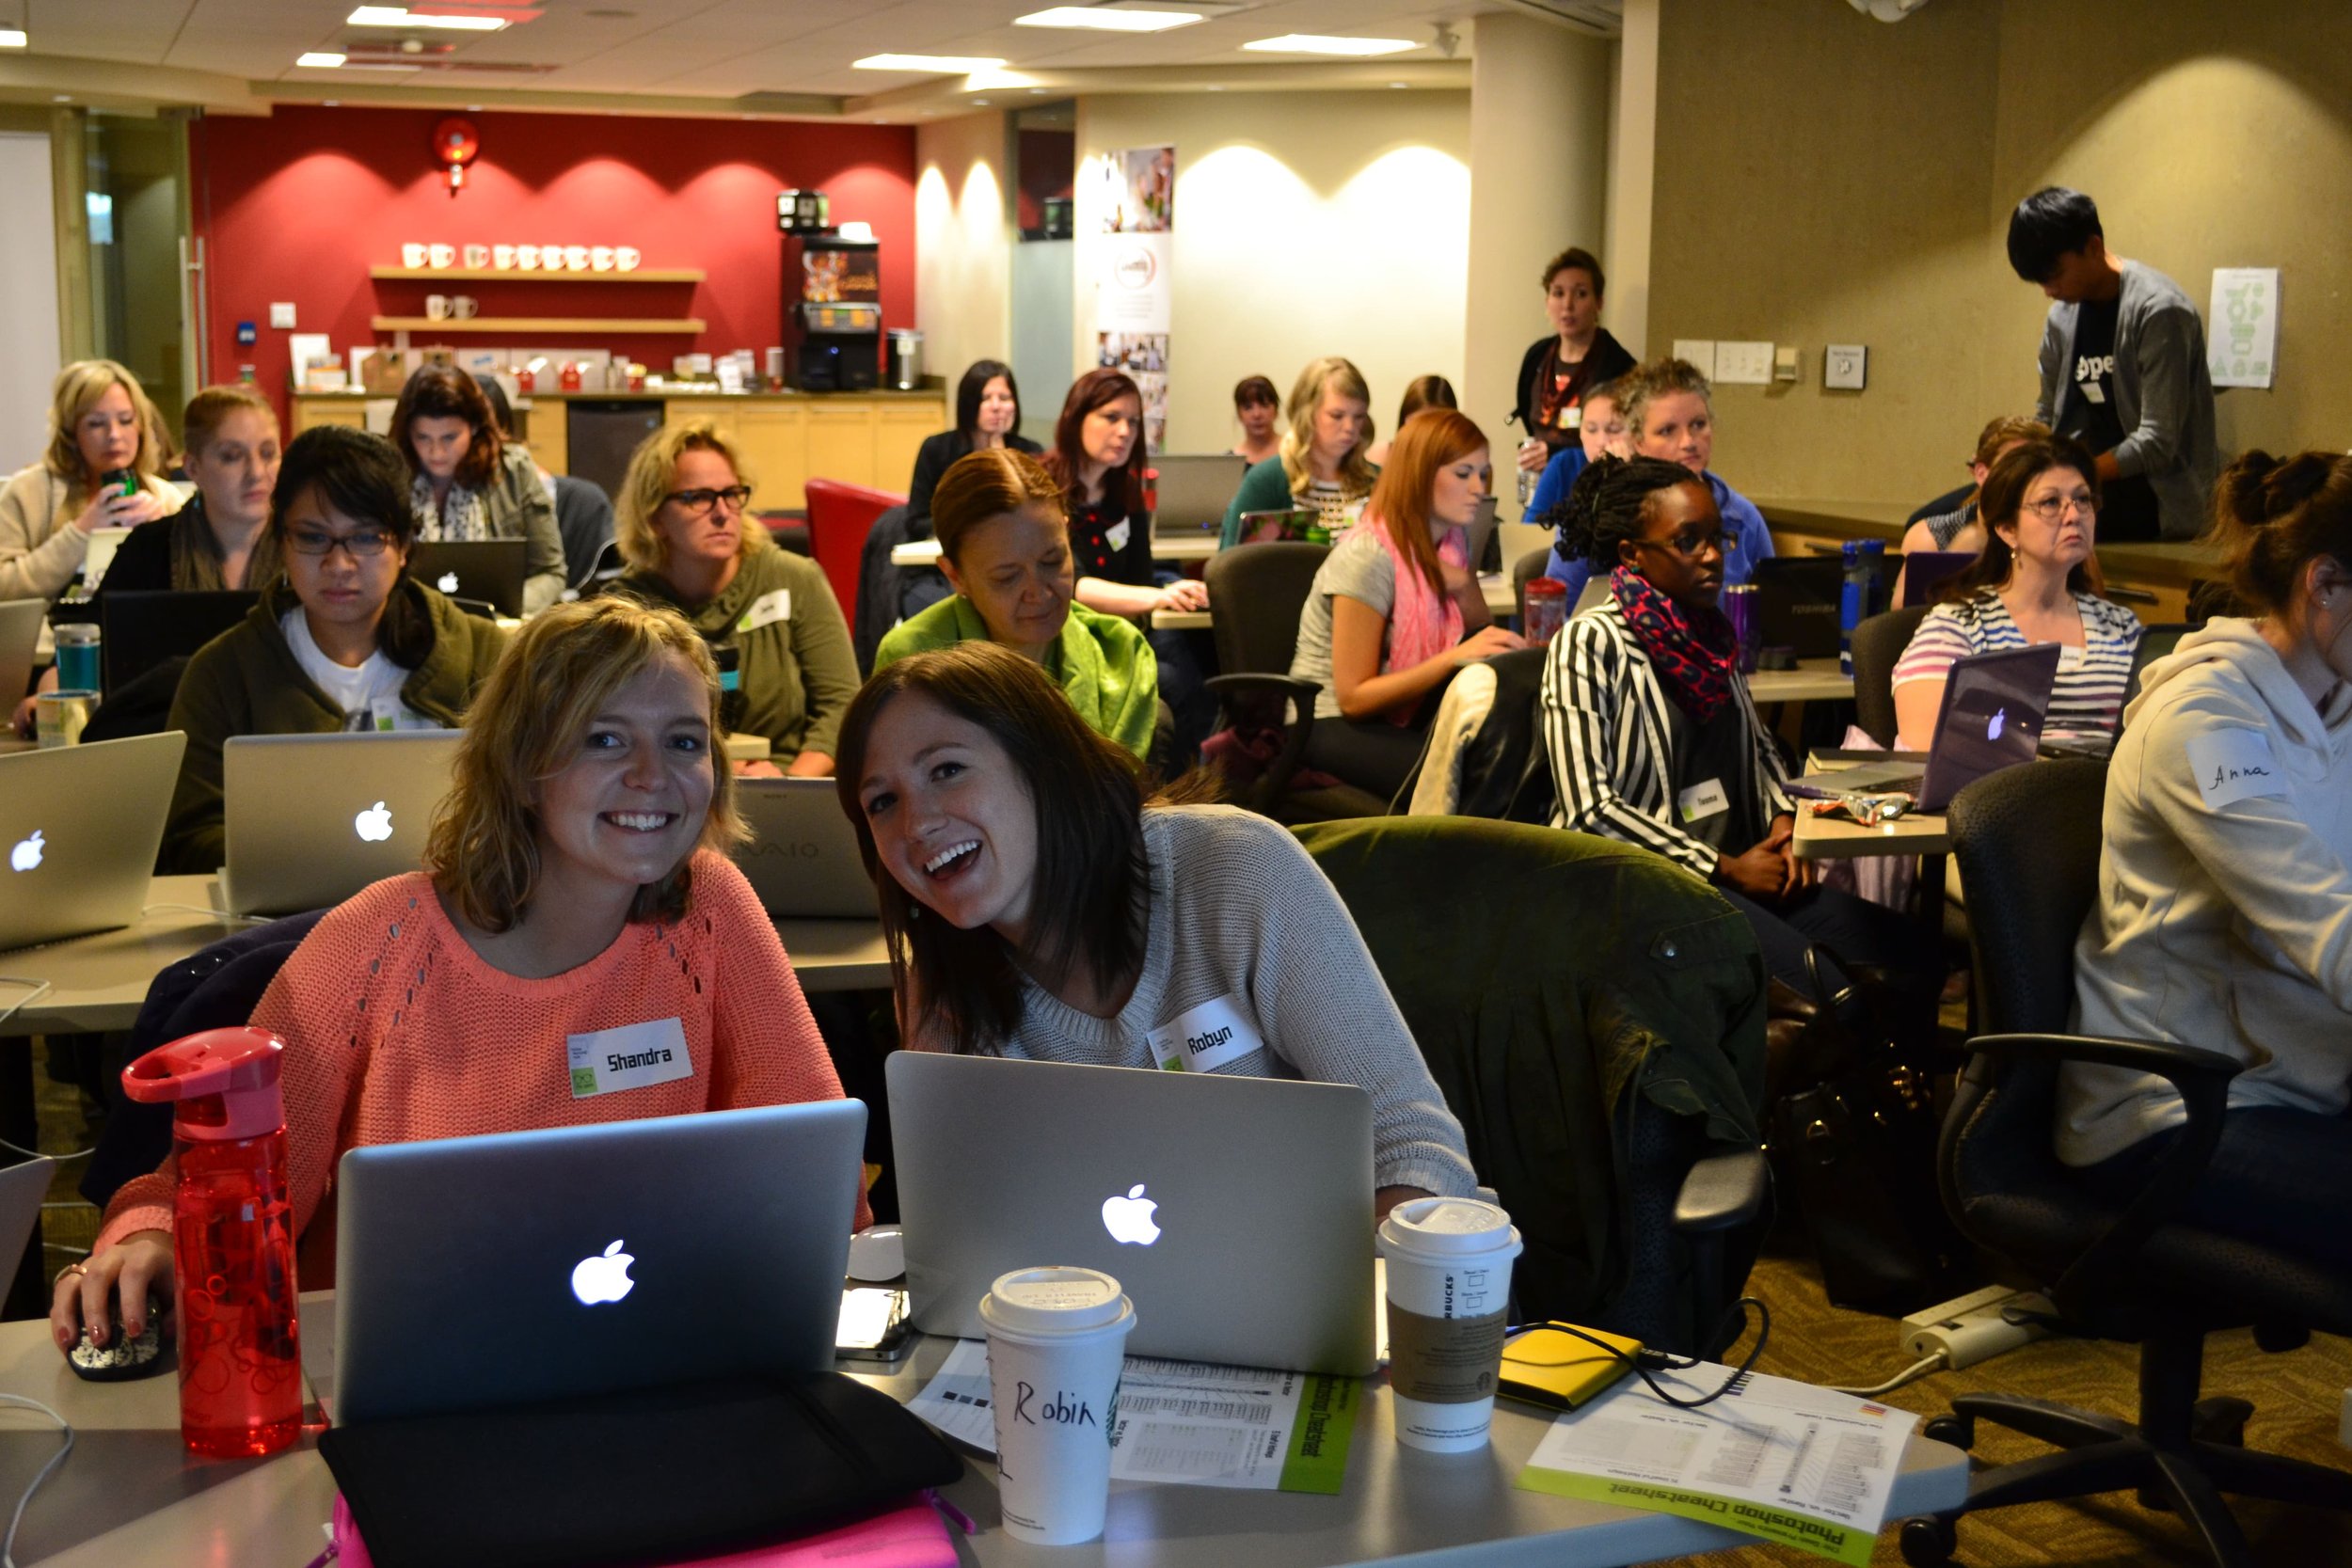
[568,1017,693,1099]
[738,589,791,633]
[1146,994,1263,1073]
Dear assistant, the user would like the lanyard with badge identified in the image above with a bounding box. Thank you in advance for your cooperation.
[1144,994,1264,1073]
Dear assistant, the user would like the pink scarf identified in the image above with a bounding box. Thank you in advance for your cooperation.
[1369,515,1466,723]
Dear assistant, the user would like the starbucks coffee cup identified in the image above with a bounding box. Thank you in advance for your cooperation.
[1377,1197,1522,1452]
[978,1266,1136,1544]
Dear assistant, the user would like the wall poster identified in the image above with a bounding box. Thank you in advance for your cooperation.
[1093,145,1175,453]
[2208,267,2279,390]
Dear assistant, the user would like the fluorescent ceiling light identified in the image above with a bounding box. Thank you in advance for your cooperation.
[348,6,508,30]
[1241,34,1415,56]
[852,53,1007,73]
[1016,7,1202,31]
[296,51,348,67]
[0,27,25,47]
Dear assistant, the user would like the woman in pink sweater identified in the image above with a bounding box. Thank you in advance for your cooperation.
[56,596,861,1354]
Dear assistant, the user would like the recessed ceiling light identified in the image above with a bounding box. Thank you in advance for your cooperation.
[972,98,991,105]
[852,54,1006,73]
[297,51,347,68]
[52,93,71,103]
[347,6,508,31]
[1388,81,1406,88]
[0,27,25,48]
[1016,6,1201,32]
[1241,34,1415,56]
[1203,83,1223,91]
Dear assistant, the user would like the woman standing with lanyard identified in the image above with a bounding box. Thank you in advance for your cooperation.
[1512,248,1636,487]
[1218,357,1379,548]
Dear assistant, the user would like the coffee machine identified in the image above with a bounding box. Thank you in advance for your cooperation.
[778,191,881,391]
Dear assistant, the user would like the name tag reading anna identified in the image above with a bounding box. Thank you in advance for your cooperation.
[567,1017,694,1099]
[739,589,791,633]
[1146,994,1263,1074]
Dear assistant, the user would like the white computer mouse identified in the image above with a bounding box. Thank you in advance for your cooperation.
[846,1224,905,1282]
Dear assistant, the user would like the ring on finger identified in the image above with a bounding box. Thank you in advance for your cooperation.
[62,1262,87,1279]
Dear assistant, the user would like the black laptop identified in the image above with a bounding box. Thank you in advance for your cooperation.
[100,590,261,695]
[1754,552,1902,659]
[407,539,528,617]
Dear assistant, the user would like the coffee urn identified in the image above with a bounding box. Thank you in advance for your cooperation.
[887,329,924,391]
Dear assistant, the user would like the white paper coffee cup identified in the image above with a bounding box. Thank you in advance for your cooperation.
[978,1266,1136,1545]
[1377,1197,1522,1452]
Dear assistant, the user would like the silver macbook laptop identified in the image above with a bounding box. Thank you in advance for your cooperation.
[889,1053,1377,1373]
[0,732,184,953]
[0,598,42,711]
[221,729,464,915]
[729,776,878,919]
[1823,641,2062,811]
[335,1101,866,1423]
[407,538,528,617]
[1150,453,1248,539]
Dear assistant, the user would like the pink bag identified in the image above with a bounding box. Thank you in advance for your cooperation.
[321,1494,961,1568]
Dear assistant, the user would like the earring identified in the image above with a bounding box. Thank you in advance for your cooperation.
[908,900,921,921]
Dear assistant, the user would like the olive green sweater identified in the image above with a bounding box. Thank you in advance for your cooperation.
[161,579,508,874]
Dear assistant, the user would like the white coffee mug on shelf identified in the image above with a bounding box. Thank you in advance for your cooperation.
[516,245,540,270]
[563,244,590,272]
[427,243,454,268]
[493,245,516,270]
[401,242,429,268]
[462,243,489,269]
[450,295,478,320]
[615,245,641,272]
[591,245,614,272]
[424,293,452,321]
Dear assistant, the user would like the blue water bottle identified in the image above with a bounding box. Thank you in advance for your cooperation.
[1838,541,1867,677]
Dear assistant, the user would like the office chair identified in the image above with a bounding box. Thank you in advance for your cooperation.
[803,478,906,630]
[2122,621,2196,709]
[1851,605,1931,748]
[1898,758,2352,1568]
[551,475,615,592]
[1300,815,1772,1359]
[1200,543,1385,820]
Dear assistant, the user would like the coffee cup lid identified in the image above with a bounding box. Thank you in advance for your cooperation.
[1378,1196,1517,1258]
[979,1266,1133,1337]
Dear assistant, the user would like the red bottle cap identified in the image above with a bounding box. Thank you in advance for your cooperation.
[120,1026,287,1142]
[1525,578,1566,598]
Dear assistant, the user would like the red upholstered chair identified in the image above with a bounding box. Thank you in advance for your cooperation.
[803,479,906,623]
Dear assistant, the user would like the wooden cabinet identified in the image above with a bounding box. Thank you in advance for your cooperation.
[873,404,938,498]
[292,400,366,434]
[519,403,567,478]
[732,404,809,514]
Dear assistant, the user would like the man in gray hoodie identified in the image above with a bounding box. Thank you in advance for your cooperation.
[2009,188,2218,544]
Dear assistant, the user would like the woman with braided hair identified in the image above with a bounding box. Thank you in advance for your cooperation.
[1538,454,1936,1019]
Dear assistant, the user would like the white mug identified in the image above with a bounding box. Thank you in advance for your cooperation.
[615,245,641,272]
[563,245,590,272]
[424,294,452,321]
[516,245,540,270]
[537,244,564,271]
[450,295,478,321]
[492,244,516,270]
[427,243,455,268]
[591,245,614,272]
[401,242,429,268]
[462,243,489,269]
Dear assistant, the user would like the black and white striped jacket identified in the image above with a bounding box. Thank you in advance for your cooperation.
[1538,598,1792,878]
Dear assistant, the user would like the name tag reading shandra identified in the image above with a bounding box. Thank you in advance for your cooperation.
[568,1017,693,1099]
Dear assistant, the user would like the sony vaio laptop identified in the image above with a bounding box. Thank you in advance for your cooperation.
[0,732,184,952]
[729,776,880,919]
[1822,642,2063,811]
[888,1053,1378,1374]
[334,1101,866,1423]
[1150,453,1248,541]
[0,597,42,709]
[406,539,528,617]
[100,590,259,695]
[219,729,465,915]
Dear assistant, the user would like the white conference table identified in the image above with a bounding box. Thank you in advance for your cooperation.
[1152,573,1519,632]
[0,876,892,1039]
[0,1294,1968,1567]
[891,533,1220,568]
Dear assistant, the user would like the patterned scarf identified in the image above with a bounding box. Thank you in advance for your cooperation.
[1369,515,1466,724]
[410,472,487,542]
[1610,565,1738,723]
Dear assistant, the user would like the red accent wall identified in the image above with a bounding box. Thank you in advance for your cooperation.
[189,105,917,423]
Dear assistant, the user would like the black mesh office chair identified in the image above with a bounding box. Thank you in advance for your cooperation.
[551,475,615,592]
[1897,759,2352,1567]
[1851,605,1931,748]
[1201,543,1385,820]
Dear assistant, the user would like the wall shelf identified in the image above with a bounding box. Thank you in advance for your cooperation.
[369,267,706,283]
[371,316,707,334]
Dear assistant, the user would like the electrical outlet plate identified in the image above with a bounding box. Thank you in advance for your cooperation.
[269,302,296,329]
[1825,343,1867,390]
[1772,345,1801,382]
[1715,341,1773,386]
[1671,339,1717,380]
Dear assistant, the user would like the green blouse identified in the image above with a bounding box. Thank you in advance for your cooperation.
[873,595,1158,758]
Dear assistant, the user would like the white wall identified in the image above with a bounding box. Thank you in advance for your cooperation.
[914,111,1012,395]
[1074,90,1471,456]
[1605,0,1660,360]
[1009,237,1073,448]
[0,133,62,461]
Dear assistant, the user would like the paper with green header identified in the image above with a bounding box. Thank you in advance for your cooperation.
[908,1339,1357,1493]
[1514,1361,1916,1566]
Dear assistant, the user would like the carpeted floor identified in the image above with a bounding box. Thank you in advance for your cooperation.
[1698,1233,2352,1566]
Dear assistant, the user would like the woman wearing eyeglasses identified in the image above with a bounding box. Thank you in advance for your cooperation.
[609,421,859,779]
[1541,455,1933,1013]
[1892,436,2143,752]
[158,426,509,874]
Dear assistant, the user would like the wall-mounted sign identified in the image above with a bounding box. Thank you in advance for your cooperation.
[1091,144,1176,455]
[2208,267,2279,390]
[397,242,644,272]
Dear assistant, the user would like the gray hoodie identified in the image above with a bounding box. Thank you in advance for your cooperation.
[2060,618,2352,1164]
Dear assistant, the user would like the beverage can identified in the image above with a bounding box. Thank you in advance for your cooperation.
[35,690,95,748]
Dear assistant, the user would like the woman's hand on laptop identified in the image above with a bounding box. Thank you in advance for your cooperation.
[51,1230,173,1356]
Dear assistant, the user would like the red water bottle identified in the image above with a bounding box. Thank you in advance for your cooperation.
[120,1027,302,1459]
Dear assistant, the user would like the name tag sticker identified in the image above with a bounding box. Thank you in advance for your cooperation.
[738,589,791,633]
[1105,519,1133,551]
[1559,404,1582,431]
[2082,382,2106,405]
[1146,994,1263,1074]
[567,1017,693,1099]
[1677,778,1730,822]
[2185,729,2286,810]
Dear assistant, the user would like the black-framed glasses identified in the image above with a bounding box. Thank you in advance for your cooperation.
[1630,528,1725,560]
[663,485,753,515]
[286,527,395,558]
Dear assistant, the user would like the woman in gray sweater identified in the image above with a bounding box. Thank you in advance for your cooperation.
[835,641,1478,1212]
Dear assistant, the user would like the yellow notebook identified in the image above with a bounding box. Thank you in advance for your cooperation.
[1498,1323,1645,1412]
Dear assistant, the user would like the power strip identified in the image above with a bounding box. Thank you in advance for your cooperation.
[1900,1285,2056,1371]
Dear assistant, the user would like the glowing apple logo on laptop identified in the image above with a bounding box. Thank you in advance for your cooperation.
[571,1240,637,1306]
[354,801,394,843]
[1101,1183,1162,1246]
[437,571,461,594]
[8,831,41,873]
[1987,707,2008,742]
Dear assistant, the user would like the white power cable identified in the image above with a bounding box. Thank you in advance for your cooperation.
[1830,1352,1947,1400]
[0,980,51,1035]
[0,1394,73,1568]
